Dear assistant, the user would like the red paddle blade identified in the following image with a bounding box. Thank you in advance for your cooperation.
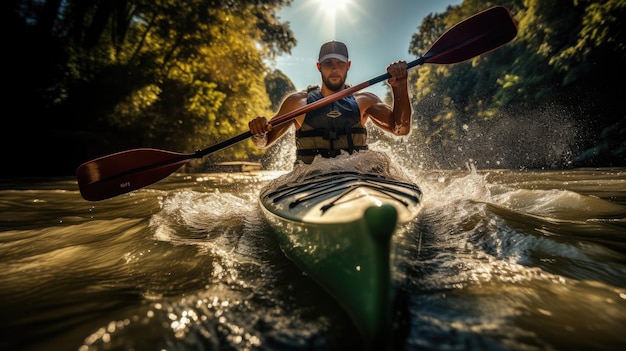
[75,6,518,202]
[76,148,193,201]
[424,6,517,64]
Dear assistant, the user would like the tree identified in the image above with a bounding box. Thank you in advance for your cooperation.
[406,0,624,168]
[264,69,296,111]
[5,0,297,175]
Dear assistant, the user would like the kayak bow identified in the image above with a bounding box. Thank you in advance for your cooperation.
[259,157,422,347]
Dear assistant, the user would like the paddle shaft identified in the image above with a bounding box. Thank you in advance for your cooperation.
[196,4,518,156]
[195,51,445,158]
[191,58,427,159]
[77,6,517,201]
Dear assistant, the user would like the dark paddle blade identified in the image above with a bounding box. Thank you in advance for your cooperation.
[76,6,518,201]
[422,6,517,65]
[77,148,194,201]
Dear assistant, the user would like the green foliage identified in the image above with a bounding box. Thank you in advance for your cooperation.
[6,0,295,174]
[5,0,624,175]
[551,0,626,86]
[264,69,297,111]
[409,11,448,57]
[406,0,624,166]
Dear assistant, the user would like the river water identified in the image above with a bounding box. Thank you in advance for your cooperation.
[1,149,625,351]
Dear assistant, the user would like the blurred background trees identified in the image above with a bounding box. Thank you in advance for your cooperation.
[4,0,296,175]
[407,0,624,168]
[3,0,623,176]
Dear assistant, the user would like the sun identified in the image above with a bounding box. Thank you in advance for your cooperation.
[297,0,361,40]
[318,0,351,17]
[313,0,354,37]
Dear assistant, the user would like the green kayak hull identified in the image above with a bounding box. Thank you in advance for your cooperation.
[260,170,422,347]
[263,203,398,345]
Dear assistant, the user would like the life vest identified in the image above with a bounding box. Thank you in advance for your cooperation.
[296,86,368,164]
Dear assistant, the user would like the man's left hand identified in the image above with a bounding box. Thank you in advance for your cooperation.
[386,60,408,87]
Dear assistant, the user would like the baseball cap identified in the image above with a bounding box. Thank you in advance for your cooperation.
[318,41,349,63]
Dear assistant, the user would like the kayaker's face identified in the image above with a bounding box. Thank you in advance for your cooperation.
[317,58,350,92]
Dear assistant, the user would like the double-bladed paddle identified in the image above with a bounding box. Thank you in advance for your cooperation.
[77,5,517,201]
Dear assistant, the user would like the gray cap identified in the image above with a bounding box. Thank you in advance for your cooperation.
[318,41,348,62]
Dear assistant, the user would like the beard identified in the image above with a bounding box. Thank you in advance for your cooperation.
[322,73,347,92]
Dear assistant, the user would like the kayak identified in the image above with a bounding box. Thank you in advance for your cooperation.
[259,151,422,348]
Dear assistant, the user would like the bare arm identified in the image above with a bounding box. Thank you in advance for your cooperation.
[356,61,412,136]
[248,91,308,148]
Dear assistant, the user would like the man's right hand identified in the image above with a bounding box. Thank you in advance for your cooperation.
[248,116,273,135]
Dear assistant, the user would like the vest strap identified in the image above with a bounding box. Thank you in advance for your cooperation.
[295,127,367,140]
[296,146,369,158]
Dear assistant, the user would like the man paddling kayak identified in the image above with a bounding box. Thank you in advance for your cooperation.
[248,41,412,164]
[77,6,517,202]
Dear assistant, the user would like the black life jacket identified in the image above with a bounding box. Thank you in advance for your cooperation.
[295,86,368,163]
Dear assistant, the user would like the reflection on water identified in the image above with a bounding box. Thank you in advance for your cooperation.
[0,160,625,350]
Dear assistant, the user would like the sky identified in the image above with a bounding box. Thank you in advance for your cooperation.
[269,0,464,98]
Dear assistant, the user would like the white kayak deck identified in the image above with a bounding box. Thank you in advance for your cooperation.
[261,171,422,224]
